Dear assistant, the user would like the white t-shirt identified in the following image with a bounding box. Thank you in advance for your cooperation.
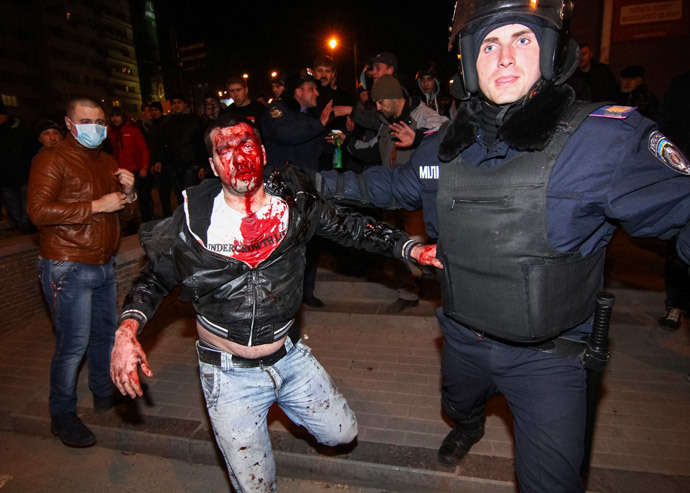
[206,191,288,267]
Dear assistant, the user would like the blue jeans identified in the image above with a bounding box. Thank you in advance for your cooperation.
[438,308,586,493]
[198,338,357,493]
[38,257,118,417]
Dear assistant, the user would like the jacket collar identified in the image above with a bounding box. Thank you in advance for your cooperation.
[183,167,300,245]
[63,132,102,156]
[439,83,575,162]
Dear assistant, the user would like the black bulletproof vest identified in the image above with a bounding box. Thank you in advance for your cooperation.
[437,102,604,342]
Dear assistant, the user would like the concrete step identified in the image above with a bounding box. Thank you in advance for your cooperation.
[307,263,443,320]
[7,406,516,492]
[10,405,688,493]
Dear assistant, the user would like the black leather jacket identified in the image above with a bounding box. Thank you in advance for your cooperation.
[121,164,412,345]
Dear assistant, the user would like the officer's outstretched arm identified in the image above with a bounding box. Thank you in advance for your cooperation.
[316,162,423,211]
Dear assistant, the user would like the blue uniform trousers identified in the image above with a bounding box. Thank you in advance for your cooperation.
[438,308,586,493]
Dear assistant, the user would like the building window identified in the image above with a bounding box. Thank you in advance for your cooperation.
[111,65,133,76]
[1,94,19,107]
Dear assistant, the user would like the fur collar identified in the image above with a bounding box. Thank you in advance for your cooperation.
[439,83,575,162]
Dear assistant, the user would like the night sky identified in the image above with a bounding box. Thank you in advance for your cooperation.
[162,0,459,92]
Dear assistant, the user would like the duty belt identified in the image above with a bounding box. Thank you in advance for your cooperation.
[196,339,288,368]
[468,326,585,357]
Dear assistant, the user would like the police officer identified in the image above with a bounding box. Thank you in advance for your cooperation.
[261,70,332,171]
[316,1,690,491]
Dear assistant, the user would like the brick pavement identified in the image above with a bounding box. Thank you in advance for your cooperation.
[1,240,689,491]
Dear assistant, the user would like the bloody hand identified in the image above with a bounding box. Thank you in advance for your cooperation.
[410,244,444,269]
[110,319,153,398]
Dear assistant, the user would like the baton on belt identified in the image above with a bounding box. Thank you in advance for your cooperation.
[580,291,615,480]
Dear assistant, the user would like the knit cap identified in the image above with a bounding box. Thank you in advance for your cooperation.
[35,119,61,135]
[370,75,404,101]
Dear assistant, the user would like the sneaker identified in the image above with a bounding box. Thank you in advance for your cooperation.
[385,298,419,314]
[51,413,96,448]
[437,426,484,466]
[659,308,683,331]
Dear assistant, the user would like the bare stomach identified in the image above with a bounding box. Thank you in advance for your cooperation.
[197,321,287,358]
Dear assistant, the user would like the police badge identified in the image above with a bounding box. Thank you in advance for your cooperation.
[648,131,690,175]
[270,107,282,118]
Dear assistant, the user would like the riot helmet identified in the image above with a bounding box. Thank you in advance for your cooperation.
[448,0,578,98]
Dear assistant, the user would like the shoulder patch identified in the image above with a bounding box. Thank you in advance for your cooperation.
[589,105,636,119]
[648,131,689,175]
[270,107,282,118]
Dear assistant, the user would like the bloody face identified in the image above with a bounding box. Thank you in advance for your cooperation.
[210,123,264,197]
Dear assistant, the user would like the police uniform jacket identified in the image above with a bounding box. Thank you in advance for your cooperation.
[261,98,326,170]
[318,83,690,338]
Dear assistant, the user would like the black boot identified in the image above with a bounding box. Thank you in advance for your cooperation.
[51,412,96,448]
[438,401,486,465]
[438,421,485,465]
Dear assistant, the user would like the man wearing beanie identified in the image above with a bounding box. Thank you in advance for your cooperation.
[314,1,690,490]
[35,120,63,151]
[365,74,447,169]
[352,74,446,313]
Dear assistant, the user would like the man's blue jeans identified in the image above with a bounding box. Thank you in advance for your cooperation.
[38,257,118,417]
[198,338,357,492]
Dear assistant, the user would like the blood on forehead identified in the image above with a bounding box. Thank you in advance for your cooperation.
[213,123,264,167]
[213,123,257,148]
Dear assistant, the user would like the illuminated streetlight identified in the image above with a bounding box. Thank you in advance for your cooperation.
[271,71,278,78]
[242,73,249,79]
[329,38,337,50]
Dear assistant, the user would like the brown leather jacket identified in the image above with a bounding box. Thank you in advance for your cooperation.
[27,133,135,265]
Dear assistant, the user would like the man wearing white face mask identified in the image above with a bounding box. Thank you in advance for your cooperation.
[27,97,138,448]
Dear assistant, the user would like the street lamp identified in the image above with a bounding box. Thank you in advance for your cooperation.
[326,35,358,91]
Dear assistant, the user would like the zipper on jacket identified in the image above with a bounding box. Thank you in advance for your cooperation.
[248,270,258,347]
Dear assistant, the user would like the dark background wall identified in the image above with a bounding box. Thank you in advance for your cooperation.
[571,0,690,99]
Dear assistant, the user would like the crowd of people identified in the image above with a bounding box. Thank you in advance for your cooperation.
[3,1,690,491]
